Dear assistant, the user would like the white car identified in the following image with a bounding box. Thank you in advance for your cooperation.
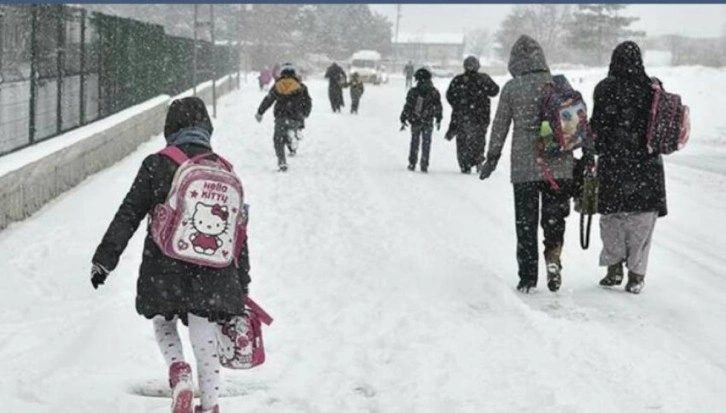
[428,65,456,78]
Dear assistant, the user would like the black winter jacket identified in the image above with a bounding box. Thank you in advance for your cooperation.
[446,71,500,125]
[400,81,443,127]
[93,143,250,321]
[257,75,312,122]
[591,41,667,217]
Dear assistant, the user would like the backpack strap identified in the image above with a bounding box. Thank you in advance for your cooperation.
[159,146,189,165]
[245,297,273,326]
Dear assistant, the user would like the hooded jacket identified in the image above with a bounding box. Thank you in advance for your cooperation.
[93,97,249,321]
[487,35,574,184]
[400,79,443,127]
[591,41,667,216]
[257,74,312,122]
[446,70,500,126]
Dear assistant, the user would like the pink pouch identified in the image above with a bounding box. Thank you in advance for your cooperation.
[216,297,273,369]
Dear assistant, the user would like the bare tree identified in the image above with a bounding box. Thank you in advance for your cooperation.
[465,28,491,59]
[494,5,572,64]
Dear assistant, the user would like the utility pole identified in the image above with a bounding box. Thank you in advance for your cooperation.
[210,4,216,118]
[394,4,402,71]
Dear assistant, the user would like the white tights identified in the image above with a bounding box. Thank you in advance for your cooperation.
[153,314,221,410]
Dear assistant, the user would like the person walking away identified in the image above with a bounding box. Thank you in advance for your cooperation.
[399,67,443,173]
[404,60,415,89]
[349,72,365,114]
[478,36,574,293]
[325,62,347,113]
[258,67,273,91]
[446,56,500,174]
[255,63,312,172]
[91,97,251,413]
[590,41,668,294]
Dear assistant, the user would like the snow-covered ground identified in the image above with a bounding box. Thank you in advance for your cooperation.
[1,67,725,413]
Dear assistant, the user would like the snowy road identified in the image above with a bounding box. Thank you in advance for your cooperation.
[1,68,725,413]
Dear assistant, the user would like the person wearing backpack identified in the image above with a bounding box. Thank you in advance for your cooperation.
[256,63,312,172]
[400,67,443,173]
[478,35,577,294]
[91,97,250,413]
[590,41,667,294]
[445,56,500,174]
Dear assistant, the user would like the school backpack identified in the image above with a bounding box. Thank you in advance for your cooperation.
[646,77,690,155]
[537,74,590,190]
[217,297,274,369]
[150,146,247,268]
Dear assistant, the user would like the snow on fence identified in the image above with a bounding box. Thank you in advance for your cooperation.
[0,75,237,231]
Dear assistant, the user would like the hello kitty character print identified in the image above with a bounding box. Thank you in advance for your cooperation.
[216,297,273,370]
[189,203,229,255]
[150,147,247,268]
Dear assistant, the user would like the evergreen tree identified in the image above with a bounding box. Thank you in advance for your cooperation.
[569,4,644,66]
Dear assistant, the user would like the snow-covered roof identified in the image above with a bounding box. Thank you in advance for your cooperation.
[351,50,382,60]
[394,33,465,45]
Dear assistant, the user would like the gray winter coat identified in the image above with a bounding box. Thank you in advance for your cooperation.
[486,35,574,184]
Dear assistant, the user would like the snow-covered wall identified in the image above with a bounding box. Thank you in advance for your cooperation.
[0,75,237,231]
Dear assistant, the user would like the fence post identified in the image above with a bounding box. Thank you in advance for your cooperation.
[192,4,197,96]
[210,4,216,118]
[56,5,65,134]
[28,5,38,144]
[79,9,86,125]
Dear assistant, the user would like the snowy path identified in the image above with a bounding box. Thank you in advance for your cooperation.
[1,69,725,413]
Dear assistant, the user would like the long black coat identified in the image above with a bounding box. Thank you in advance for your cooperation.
[325,64,347,109]
[446,71,500,126]
[93,143,250,321]
[591,41,667,217]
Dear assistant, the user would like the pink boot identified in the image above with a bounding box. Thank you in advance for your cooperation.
[169,361,194,413]
[194,405,220,413]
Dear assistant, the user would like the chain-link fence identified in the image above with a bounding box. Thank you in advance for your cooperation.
[0,4,238,157]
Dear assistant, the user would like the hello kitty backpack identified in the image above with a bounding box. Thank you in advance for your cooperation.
[150,146,247,268]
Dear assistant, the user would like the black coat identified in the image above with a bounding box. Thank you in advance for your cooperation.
[257,75,312,123]
[446,71,500,125]
[93,143,250,321]
[591,41,667,217]
[400,81,443,127]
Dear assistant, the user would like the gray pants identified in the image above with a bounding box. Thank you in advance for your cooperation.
[599,212,658,275]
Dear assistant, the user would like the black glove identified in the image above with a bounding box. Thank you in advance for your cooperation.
[581,153,595,172]
[91,263,110,289]
[399,120,408,131]
[479,156,499,180]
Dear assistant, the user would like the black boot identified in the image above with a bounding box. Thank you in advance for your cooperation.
[599,263,624,287]
[625,271,645,294]
[516,278,536,293]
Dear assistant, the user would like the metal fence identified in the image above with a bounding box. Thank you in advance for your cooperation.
[0,4,239,156]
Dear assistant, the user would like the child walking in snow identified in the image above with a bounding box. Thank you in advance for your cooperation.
[91,97,250,413]
[348,72,365,114]
[255,63,312,172]
[399,67,442,173]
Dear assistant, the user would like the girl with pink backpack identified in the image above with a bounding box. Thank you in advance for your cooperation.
[91,97,251,413]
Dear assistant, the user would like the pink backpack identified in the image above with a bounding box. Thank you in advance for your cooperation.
[646,78,690,155]
[150,146,247,268]
[217,297,274,369]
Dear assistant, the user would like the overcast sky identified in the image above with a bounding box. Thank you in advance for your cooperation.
[370,4,726,39]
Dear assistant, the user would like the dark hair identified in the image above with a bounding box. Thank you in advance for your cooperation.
[164,96,213,138]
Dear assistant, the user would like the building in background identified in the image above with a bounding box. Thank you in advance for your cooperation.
[390,33,465,72]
